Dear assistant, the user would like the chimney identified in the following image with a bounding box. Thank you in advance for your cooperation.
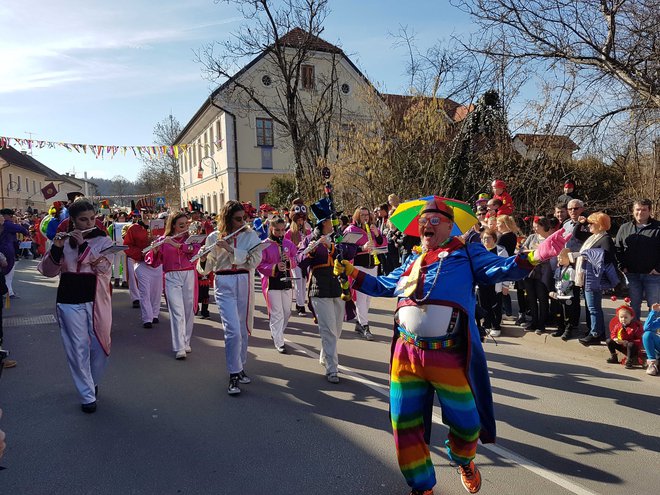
[84,171,88,179]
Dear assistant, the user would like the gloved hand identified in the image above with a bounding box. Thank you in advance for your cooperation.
[333,259,355,277]
[533,228,572,262]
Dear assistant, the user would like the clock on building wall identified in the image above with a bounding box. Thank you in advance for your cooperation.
[341,83,350,94]
[262,75,272,87]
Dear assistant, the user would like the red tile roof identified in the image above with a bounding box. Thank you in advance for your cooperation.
[513,133,578,151]
[277,27,342,54]
[381,94,473,123]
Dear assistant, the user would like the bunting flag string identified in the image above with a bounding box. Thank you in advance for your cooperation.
[0,135,223,159]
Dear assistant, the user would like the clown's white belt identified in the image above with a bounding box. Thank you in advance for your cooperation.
[395,304,459,338]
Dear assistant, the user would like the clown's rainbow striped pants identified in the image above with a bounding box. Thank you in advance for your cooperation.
[390,338,481,491]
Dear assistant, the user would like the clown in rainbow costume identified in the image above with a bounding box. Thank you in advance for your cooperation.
[334,196,570,495]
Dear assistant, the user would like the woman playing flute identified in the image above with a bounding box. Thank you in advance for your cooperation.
[197,201,262,395]
[38,200,114,413]
[145,212,203,360]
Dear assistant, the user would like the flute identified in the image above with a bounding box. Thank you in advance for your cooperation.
[54,227,97,240]
[191,224,248,262]
[141,230,188,254]
[300,234,332,256]
[364,223,380,266]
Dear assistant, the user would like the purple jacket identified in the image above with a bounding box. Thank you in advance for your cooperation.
[0,221,29,274]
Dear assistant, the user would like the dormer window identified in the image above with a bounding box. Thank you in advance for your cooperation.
[301,65,315,90]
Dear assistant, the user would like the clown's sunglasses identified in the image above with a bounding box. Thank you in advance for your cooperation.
[418,216,451,226]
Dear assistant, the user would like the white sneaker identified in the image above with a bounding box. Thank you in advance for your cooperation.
[488,329,501,337]
[647,360,658,376]
[175,350,187,360]
[185,346,192,353]
[502,314,516,321]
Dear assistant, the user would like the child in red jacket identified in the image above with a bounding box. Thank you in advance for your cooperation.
[606,305,643,369]
[491,179,514,215]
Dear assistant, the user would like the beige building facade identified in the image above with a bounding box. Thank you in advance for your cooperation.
[176,29,378,212]
[0,146,81,213]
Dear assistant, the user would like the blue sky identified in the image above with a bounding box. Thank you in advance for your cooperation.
[0,0,473,181]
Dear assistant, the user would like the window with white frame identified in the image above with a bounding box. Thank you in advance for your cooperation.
[256,118,274,147]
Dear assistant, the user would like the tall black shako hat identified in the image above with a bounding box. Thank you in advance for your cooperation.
[310,198,333,226]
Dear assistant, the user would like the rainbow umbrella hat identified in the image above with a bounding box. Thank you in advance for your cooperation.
[389,196,478,237]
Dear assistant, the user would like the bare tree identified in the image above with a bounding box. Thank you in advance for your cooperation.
[137,114,181,207]
[453,0,660,121]
[197,0,347,198]
[111,175,130,206]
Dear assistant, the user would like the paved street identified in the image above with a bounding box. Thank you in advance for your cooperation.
[1,259,658,495]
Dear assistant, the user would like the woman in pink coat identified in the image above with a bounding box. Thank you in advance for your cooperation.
[257,217,298,353]
[145,212,202,360]
[38,199,114,413]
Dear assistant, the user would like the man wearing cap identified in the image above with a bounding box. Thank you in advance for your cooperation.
[558,180,577,205]
[334,197,570,495]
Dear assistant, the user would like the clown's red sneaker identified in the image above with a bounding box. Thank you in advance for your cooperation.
[409,490,434,495]
[458,461,481,493]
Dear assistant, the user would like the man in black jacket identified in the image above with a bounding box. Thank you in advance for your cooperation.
[615,199,660,319]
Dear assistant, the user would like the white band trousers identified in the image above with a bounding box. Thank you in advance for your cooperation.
[56,302,108,404]
[355,266,378,325]
[134,261,163,324]
[214,272,250,374]
[311,296,344,375]
[267,289,292,348]
[165,270,196,352]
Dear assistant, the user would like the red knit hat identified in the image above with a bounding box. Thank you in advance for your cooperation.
[492,179,506,189]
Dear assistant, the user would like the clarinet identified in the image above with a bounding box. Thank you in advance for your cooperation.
[364,222,380,266]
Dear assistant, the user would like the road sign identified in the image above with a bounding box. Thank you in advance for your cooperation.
[155,196,166,206]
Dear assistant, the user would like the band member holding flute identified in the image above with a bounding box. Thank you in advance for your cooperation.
[257,217,298,354]
[343,206,385,341]
[124,210,163,328]
[284,198,311,315]
[38,200,114,413]
[145,212,203,360]
[197,201,262,396]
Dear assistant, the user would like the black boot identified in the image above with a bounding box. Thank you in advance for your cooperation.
[355,322,365,337]
[606,353,619,364]
[201,303,210,318]
[552,327,564,337]
[561,326,573,341]
[296,305,306,316]
[362,324,374,341]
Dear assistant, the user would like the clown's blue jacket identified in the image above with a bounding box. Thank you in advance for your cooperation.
[352,237,534,443]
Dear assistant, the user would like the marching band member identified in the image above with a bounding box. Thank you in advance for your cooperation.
[257,217,298,354]
[297,198,355,384]
[124,210,163,328]
[343,206,385,341]
[38,200,114,413]
[122,219,141,307]
[284,198,311,315]
[145,212,203,360]
[197,200,262,395]
[109,211,129,288]
[190,207,214,319]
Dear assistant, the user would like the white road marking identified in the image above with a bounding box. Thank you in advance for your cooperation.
[284,338,601,495]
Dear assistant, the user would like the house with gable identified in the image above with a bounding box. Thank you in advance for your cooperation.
[0,145,83,213]
[512,133,578,162]
[176,28,473,211]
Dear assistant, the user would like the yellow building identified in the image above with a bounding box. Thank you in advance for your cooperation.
[0,145,82,213]
[175,28,378,212]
